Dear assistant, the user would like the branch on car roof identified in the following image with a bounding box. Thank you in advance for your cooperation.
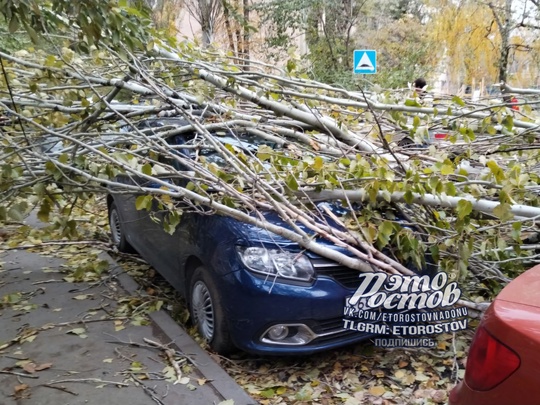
[304,189,540,219]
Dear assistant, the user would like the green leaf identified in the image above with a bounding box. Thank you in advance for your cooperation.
[163,211,181,235]
[487,160,506,182]
[445,182,457,196]
[286,59,296,73]
[511,222,522,242]
[492,203,514,221]
[7,205,24,221]
[502,115,514,131]
[141,163,152,176]
[285,174,299,191]
[260,388,275,399]
[440,160,454,175]
[313,156,324,171]
[456,200,473,220]
[451,95,465,107]
[405,99,421,107]
[37,200,51,222]
[135,195,153,211]
[58,153,69,164]
[377,221,394,247]
[403,190,414,204]
[257,145,273,161]
[8,15,19,33]
[222,196,237,208]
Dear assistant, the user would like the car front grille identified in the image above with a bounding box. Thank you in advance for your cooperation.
[317,316,347,332]
[311,257,362,289]
[309,316,364,344]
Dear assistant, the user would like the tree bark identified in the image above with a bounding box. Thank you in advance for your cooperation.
[242,0,250,69]
[222,0,237,55]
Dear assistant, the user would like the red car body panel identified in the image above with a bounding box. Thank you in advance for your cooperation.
[450,264,540,405]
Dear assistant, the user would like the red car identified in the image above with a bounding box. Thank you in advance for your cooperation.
[449,264,540,404]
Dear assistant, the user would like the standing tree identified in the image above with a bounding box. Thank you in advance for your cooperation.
[430,0,540,91]
[184,0,223,46]
[367,7,436,88]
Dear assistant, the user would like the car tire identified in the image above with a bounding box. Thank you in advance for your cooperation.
[108,202,136,253]
[189,266,235,354]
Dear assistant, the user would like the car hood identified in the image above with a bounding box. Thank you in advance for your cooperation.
[497,264,540,308]
[229,202,348,251]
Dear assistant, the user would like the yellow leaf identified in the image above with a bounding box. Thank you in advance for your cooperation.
[73,294,93,300]
[22,335,37,343]
[403,373,416,385]
[369,385,386,396]
[14,384,29,393]
[437,340,448,350]
[440,162,454,175]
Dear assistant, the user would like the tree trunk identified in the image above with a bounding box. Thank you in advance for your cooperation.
[490,0,512,95]
[242,0,250,70]
[222,0,237,56]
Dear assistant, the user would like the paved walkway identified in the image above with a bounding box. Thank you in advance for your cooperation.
[0,248,256,405]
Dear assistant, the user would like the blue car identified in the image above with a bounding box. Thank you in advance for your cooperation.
[107,118,429,355]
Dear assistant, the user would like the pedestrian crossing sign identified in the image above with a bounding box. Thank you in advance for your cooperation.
[353,50,377,74]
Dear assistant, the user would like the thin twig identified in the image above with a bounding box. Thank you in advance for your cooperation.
[3,240,111,250]
[47,378,130,387]
[0,370,39,379]
[128,372,166,405]
[40,384,79,396]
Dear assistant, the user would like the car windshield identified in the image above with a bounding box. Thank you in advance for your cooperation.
[173,131,278,166]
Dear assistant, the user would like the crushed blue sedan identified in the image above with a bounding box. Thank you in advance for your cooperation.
[108,118,432,355]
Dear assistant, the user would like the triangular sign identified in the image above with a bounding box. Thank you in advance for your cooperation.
[356,52,374,71]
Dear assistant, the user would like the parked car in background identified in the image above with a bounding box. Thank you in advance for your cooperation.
[108,118,433,355]
[449,264,540,404]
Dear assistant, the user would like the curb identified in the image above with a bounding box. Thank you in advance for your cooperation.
[115,264,257,405]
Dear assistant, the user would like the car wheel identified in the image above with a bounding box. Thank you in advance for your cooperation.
[108,202,135,253]
[190,266,235,354]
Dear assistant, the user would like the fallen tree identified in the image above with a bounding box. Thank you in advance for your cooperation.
[1,6,540,308]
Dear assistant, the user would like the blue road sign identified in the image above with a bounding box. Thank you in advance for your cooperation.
[353,50,377,74]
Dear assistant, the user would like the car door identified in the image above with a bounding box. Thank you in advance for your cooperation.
[126,132,196,289]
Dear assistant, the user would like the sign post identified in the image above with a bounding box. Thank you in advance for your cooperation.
[353,50,377,75]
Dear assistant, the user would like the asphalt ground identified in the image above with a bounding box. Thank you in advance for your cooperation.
[0,248,256,405]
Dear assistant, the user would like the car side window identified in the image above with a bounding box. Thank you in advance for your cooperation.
[157,135,193,171]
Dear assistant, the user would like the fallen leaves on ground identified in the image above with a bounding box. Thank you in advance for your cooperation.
[218,333,470,404]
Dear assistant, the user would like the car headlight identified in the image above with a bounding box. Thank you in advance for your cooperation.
[237,246,314,282]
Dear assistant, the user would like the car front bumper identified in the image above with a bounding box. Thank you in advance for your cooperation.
[216,266,376,355]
